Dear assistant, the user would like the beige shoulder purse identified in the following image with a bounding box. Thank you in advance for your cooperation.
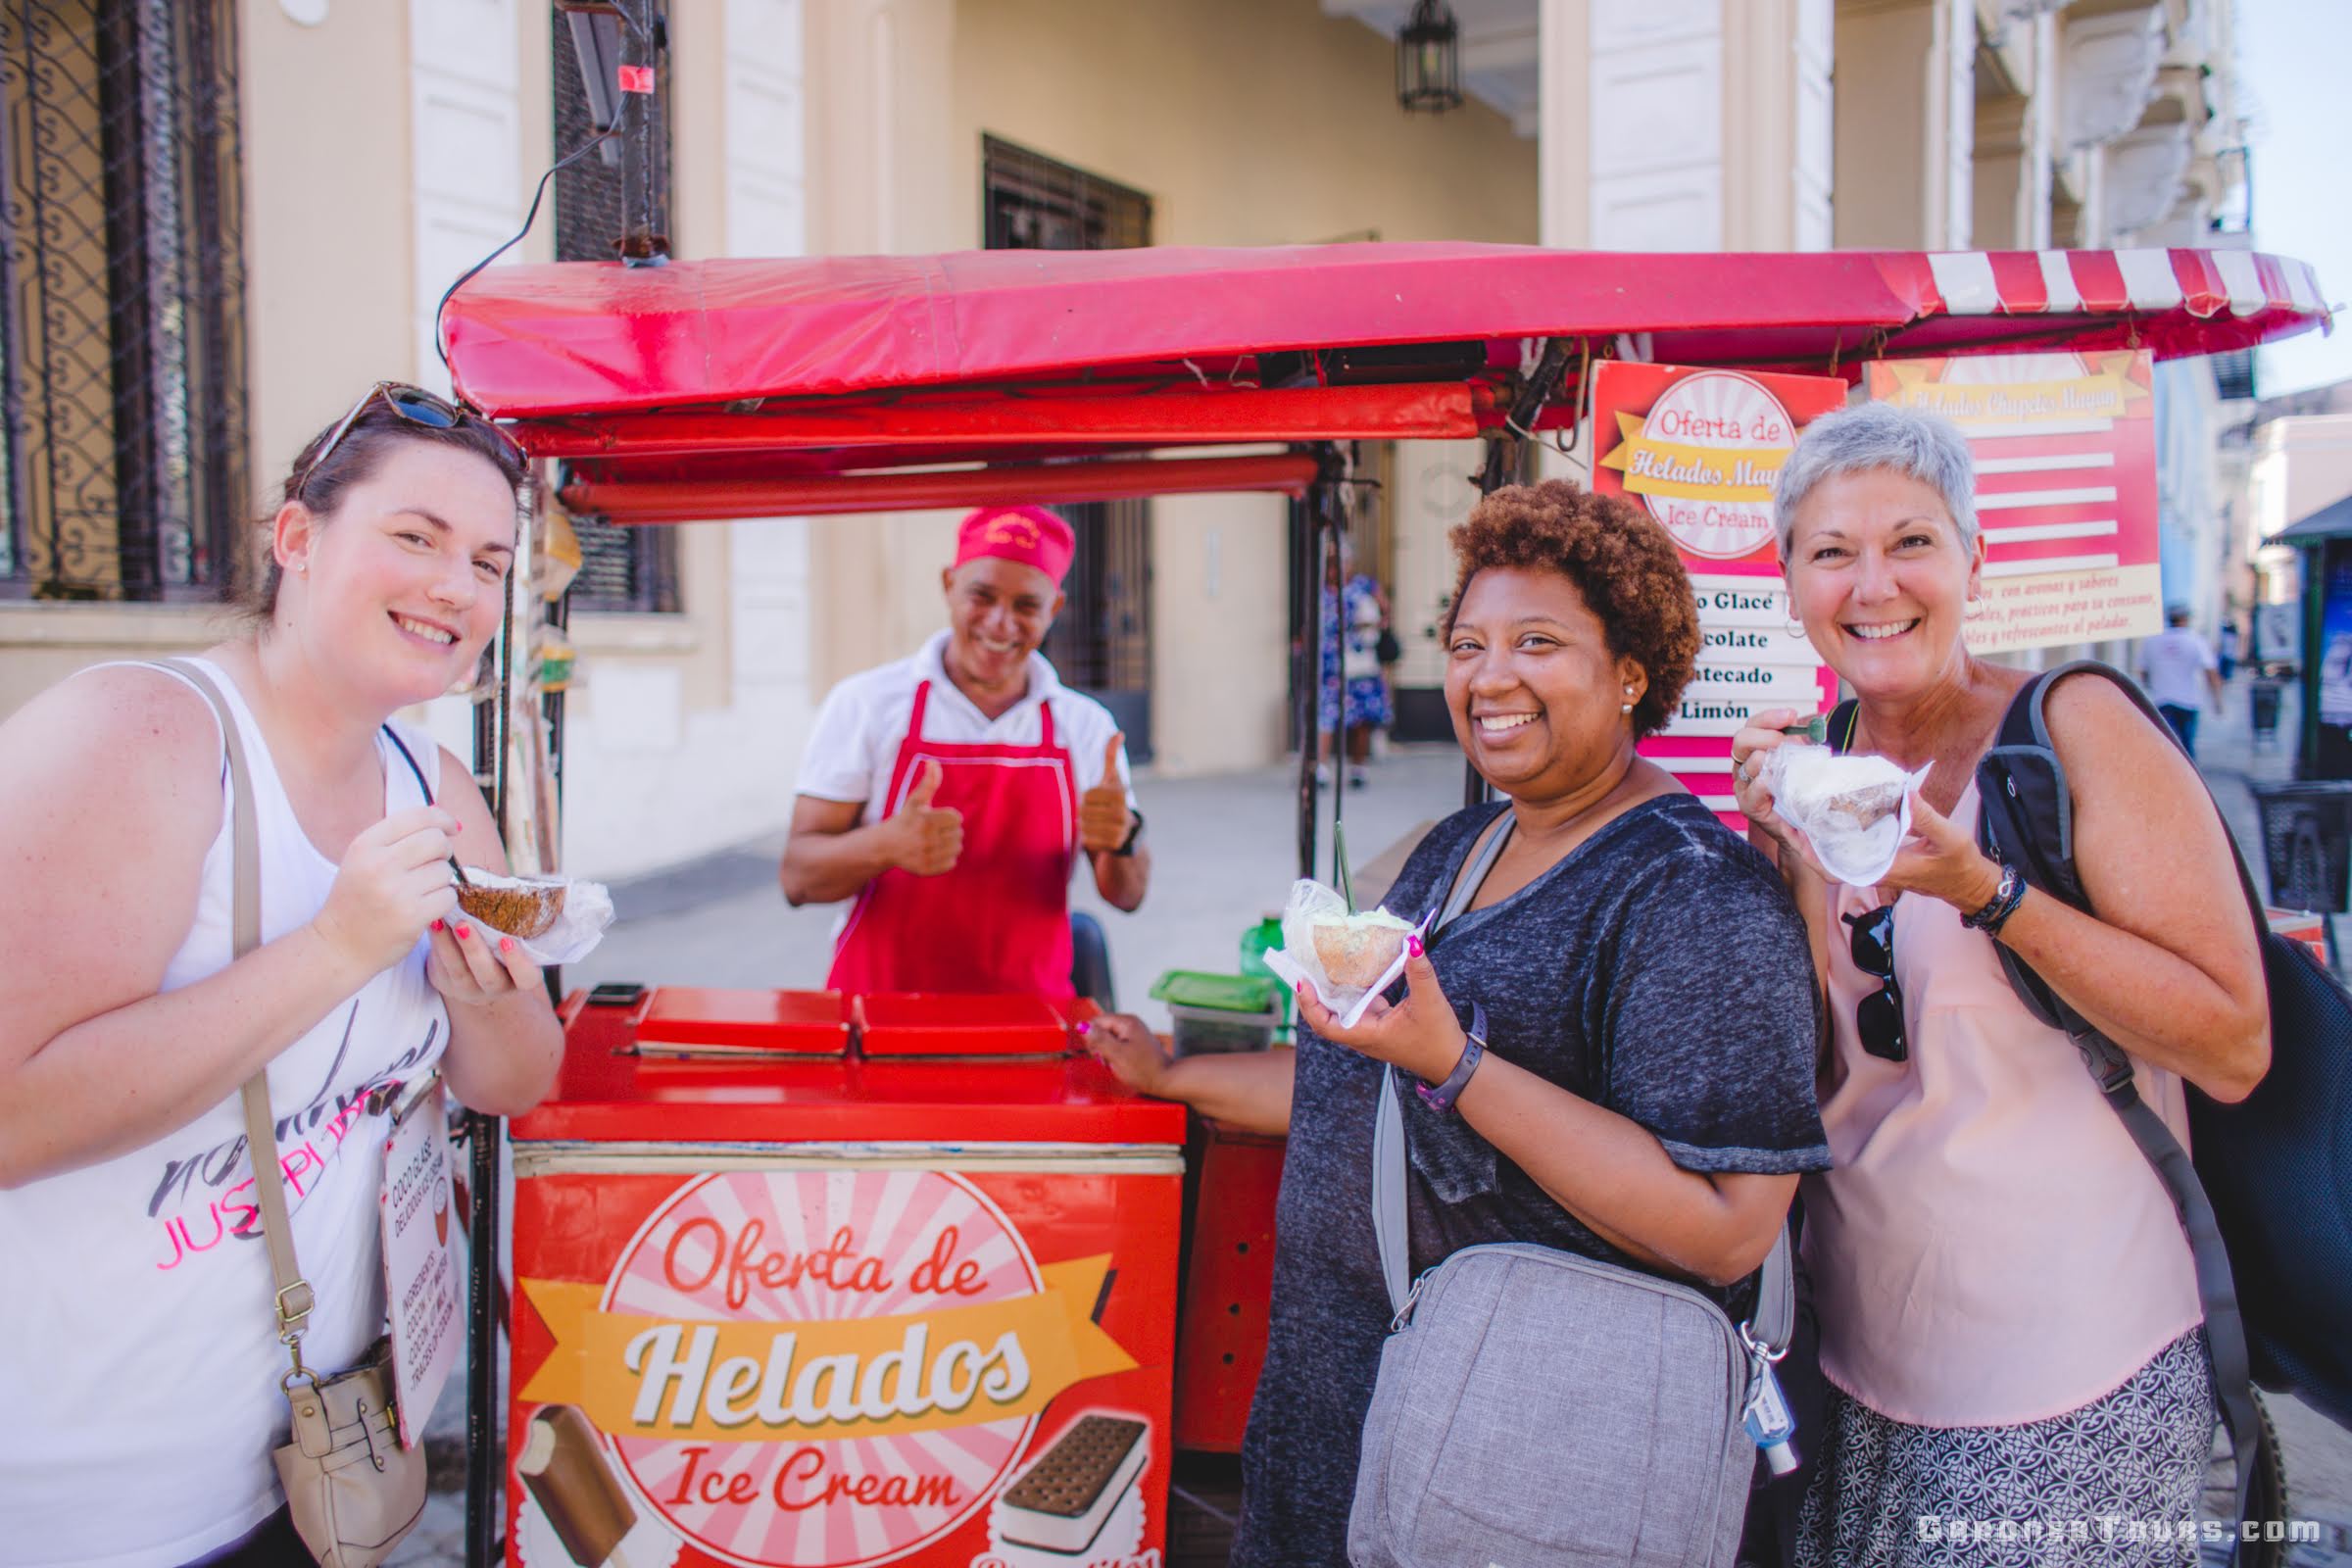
[170,660,428,1567]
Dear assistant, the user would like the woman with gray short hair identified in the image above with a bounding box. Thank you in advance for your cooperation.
[1730,402,2269,1566]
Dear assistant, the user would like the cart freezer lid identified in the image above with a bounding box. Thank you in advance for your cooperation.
[514,993,1186,1146]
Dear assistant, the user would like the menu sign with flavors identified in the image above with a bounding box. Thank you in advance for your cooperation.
[1592,363,1848,826]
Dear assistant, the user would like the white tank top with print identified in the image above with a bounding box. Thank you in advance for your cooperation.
[0,658,452,1568]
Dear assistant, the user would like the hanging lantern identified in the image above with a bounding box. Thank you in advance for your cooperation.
[1396,0,1462,115]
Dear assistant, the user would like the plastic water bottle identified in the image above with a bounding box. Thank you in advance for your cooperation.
[1240,915,1290,1035]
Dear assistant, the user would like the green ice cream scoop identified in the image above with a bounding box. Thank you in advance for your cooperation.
[1782,714,1830,745]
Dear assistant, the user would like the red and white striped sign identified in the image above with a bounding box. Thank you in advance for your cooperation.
[1899,248,2325,323]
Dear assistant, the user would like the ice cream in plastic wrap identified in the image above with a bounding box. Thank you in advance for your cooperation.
[1260,879,1428,1028]
[453,867,614,965]
[1758,743,1932,887]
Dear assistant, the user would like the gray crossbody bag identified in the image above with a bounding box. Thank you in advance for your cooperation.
[1348,815,1795,1568]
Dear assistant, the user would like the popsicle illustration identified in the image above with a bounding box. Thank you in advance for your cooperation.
[518,1404,641,1568]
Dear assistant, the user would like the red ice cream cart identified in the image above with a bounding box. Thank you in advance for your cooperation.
[438,238,2330,1568]
[503,1001,1180,1568]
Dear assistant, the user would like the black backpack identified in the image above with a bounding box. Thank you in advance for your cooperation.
[1835,662,2352,1548]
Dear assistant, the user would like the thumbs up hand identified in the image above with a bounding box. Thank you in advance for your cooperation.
[888,758,964,877]
[1079,733,1137,855]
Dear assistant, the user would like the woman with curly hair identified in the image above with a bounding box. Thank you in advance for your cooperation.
[1085,480,1831,1564]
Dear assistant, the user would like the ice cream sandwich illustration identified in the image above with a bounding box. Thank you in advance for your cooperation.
[518,1404,642,1568]
[995,1412,1149,1555]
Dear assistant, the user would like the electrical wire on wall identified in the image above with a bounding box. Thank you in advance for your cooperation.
[434,0,671,368]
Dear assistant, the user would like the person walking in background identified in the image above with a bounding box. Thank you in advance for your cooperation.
[1321,536,1394,789]
[2137,604,2224,760]
[2218,613,2241,684]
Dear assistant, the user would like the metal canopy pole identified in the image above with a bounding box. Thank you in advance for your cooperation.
[463,525,516,1568]
[1323,457,1348,880]
[463,8,666,1556]
[1296,444,1347,881]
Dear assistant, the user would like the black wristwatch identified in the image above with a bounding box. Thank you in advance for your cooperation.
[1112,808,1146,858]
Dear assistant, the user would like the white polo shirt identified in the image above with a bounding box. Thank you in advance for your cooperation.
[796,630,1135,814]
[2137,626,2217,713]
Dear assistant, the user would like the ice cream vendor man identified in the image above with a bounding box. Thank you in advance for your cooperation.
[781,505,1150,995]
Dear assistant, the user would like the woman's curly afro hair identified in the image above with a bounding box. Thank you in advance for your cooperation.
[1445,480,1700,741]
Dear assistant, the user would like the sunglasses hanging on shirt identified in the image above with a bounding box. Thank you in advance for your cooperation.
[1842,904,1908,1062]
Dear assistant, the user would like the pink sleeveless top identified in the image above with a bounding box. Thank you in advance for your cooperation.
[1801,781,2203,1427]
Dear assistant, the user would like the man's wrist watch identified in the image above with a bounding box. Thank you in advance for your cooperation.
[1112,809,1145,857]
[1415,1002,1487,1115]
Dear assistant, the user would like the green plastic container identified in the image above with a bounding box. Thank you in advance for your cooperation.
[1150,969,1283,1056]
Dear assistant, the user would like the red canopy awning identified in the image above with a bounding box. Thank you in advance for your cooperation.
[437,243,2330,519]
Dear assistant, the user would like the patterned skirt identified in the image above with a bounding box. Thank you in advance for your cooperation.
[1319,672,1393,731]
[1793,1330,2215,1568]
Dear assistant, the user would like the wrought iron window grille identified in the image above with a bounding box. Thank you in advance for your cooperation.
[553,0,677,614]
[0,0,248,602]
[981,136,1154,756]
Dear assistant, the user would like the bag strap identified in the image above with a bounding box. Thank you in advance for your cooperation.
[1373,810,1513,1314]
[1369,811,1796,1353]
[152,660,318,1379]
[1975,660,2262,1558]
[2006,662,2269,925]
[1827,698,1859,756]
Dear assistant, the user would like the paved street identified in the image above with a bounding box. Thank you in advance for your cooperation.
[395,702,2352,1565]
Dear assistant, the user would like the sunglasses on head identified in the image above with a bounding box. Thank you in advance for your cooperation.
[1841,904,1908,1062]
[294,382,524,496]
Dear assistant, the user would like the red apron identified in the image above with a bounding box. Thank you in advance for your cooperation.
[827,679,1079,996]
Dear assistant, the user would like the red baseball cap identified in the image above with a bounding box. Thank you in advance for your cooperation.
[953,506,1074,586]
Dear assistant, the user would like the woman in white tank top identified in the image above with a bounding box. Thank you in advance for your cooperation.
[0,384,565,1568]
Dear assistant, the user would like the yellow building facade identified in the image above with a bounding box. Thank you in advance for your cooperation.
[0,0,2245,877]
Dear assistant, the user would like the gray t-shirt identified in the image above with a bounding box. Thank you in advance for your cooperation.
[1233,795,1831,1566]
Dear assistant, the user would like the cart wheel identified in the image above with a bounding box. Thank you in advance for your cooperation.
[2201,1389,2289,1567]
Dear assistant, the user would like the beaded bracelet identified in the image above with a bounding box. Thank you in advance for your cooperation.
[1961,861,2027,936]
